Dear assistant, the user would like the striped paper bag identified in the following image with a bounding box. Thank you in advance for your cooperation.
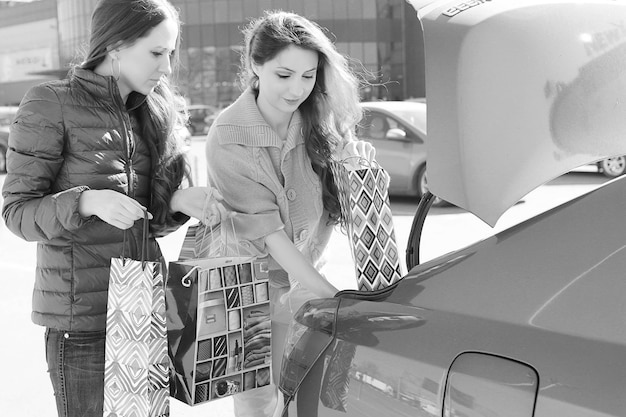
[104,214,169,417]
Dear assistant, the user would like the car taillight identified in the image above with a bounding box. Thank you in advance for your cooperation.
[278,298,340,412]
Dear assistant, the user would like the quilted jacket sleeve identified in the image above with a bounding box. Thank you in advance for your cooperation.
[2,84,94,242]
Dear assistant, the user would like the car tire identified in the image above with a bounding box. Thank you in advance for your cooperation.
[599,156,626,178]
[416,165,447,207]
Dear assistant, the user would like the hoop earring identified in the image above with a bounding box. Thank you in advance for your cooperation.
[110,57,121,81]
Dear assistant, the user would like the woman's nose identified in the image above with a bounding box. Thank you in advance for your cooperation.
[289,81,305,97]
[160,56,172,75]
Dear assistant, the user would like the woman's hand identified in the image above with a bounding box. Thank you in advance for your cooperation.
[339,139,376,170]
[78,189,151,230]
[265,230,339,298]
[170,186,231,226]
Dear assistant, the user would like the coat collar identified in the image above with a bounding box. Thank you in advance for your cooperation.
[70,67,146,111]
[215,88,303,148]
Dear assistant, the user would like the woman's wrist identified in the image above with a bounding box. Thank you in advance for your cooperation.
[169,189,182,213]
[78,189,95,217]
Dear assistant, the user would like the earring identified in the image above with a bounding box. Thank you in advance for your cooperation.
[110,56,121,81]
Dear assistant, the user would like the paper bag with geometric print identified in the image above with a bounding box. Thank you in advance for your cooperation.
[331,159,403,291]
[104,214,169,417]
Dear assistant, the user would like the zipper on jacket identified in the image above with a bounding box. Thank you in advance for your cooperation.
[109,79,136,198]
[109,78,138,259]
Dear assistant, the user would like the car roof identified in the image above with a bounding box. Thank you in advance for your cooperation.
[360,100,427,133]
[0,106,19,117]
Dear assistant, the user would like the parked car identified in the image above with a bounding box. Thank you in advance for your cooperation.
[277,1,626,417]
[0,106,19,173]
[357,100,445,206]
[596,156,626,178]
[187,104,220,136]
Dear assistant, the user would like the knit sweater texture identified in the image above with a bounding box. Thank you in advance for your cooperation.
[206,89,338,287]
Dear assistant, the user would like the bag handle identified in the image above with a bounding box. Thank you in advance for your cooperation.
[179,214,240,289]
[199,191,240,258]
[335,155,381,170]
[121,209,150,268]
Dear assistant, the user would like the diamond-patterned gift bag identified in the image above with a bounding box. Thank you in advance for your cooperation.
[331,159,403,290]
[104,214,169,417]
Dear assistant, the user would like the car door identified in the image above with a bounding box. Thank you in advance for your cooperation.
[356,109,427,196]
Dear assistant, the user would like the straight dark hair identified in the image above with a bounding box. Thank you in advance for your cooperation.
[80,0,189,234]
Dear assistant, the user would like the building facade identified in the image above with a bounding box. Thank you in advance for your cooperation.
[0,0,60,105]
[0,0,426,107]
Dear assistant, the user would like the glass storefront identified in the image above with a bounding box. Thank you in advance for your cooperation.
[3,0,425,107]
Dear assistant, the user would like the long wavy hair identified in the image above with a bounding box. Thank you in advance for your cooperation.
[240,10,363,225]
[79,0,189,233]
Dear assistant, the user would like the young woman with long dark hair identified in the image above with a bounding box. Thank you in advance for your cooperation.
[2,1,225,415]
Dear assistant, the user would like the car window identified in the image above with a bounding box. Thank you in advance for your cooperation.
[358,110,415,142]
[359,112,393,140]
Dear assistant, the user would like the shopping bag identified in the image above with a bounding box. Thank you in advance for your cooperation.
[178,222,223,261]
[104,213,169,417]
[331,158,403,290]
[166,221,272,406]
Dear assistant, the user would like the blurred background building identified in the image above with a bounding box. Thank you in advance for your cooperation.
[0,0,426,107]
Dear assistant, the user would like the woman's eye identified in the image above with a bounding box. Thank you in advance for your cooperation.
[277,74,290,79]
[303,75,315,80]
[152,52,163,57]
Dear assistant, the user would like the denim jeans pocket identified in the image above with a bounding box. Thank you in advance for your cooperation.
[46,328,106,417]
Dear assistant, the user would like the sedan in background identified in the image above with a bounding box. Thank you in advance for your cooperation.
[357,100,445,206]
[187,104,220,136]
[596,156,626,178]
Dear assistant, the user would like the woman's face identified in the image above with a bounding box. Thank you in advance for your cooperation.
[254,45,319,121]
[114,18,178,100]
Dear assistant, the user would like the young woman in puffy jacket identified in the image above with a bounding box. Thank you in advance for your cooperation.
[1,1,225,415]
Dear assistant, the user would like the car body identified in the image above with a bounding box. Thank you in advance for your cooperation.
[357,101,446,206]
[187,104,220,136]
[357,101,427,195]
[277,1,626,416]
[0,106,19,173]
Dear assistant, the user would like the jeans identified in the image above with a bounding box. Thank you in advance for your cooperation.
[45,328,106,417]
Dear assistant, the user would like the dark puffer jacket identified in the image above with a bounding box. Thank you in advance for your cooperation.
[2,68,185,331]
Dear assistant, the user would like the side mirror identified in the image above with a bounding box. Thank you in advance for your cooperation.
[386,128,407,140]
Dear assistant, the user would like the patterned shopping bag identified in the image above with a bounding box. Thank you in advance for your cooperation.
[332,158,403,290]
[167,232,272,405]
[178,222,223,261]
[104,214,169,417]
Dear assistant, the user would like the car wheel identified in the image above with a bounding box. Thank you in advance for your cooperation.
[599,156,626,178]
[416,166,446,207]
[0,146,6,173]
